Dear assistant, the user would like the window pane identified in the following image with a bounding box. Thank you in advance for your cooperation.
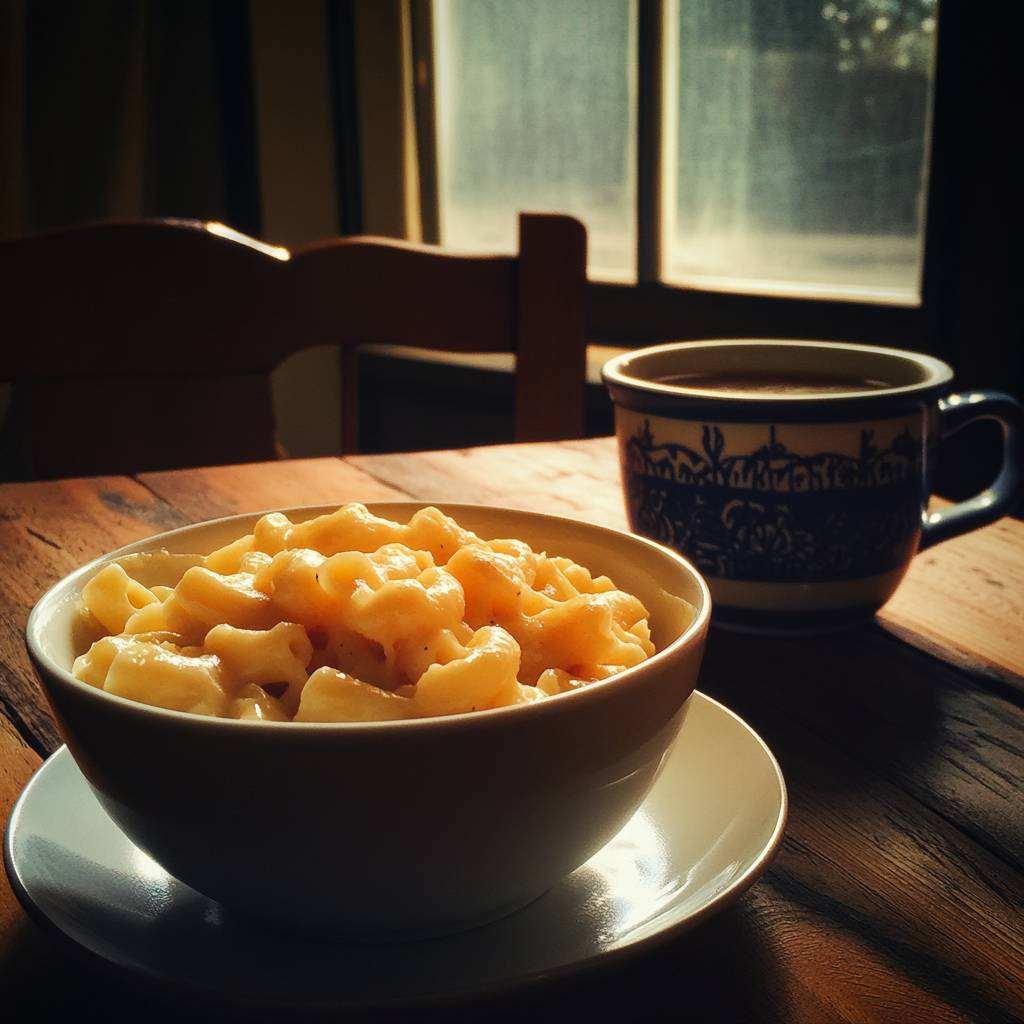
[434,0,637,282]
[663,0,937,303]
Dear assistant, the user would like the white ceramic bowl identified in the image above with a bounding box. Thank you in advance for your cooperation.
[26,503,710,940]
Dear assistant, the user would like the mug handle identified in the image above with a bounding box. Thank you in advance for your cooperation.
[919,390,1024,550]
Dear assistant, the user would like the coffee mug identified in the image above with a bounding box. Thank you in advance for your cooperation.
[602,340,1024,634]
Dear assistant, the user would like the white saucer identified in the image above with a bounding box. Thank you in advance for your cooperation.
[4,692,786,1010]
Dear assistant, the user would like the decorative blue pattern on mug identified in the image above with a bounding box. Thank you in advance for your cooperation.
[624,420,924,582]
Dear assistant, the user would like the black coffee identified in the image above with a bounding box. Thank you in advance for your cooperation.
[654,370,893,395]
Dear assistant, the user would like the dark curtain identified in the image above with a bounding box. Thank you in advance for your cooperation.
[23,0,141,230]
[145,0,261,235]
[16,0,261,237]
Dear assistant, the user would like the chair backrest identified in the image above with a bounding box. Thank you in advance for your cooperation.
[0,213,587,479]
[288,213,588,452]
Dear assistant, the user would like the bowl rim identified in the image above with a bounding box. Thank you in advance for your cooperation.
[27,501,711,735]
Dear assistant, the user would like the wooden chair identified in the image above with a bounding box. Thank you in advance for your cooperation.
[0,214,587,480]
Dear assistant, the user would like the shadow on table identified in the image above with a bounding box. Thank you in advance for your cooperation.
[0,897,788,1023]
[697,623,1024,874]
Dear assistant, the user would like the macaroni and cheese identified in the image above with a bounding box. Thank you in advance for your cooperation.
[72,504,656,721]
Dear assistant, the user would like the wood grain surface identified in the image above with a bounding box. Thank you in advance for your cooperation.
[0,477,190,753]
[138,457,410,521]
[702,628,1024,872]
[1,442,1022,1022]
[349,437,630,528]
[0,715,40,947]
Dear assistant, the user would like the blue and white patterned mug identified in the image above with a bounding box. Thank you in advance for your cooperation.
[603,340,1024,634]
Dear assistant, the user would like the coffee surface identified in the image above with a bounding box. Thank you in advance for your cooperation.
[654,370,893,395]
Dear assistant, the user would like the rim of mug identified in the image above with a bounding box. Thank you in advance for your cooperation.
[602,339,954,402]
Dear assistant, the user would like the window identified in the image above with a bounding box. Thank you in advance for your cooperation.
[428,0,936,304]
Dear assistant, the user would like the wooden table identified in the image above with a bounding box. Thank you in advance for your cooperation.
[1,438,1022,1022]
